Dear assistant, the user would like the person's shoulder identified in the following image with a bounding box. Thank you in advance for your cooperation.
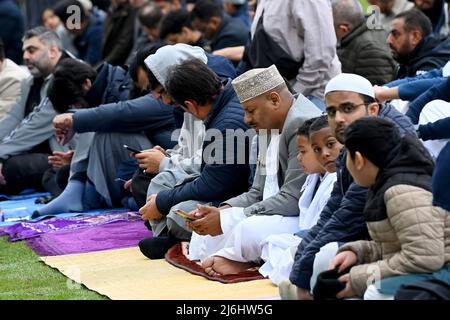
[87,16,105,34]
[206,54,237,79]
[0,0,23,16]
[384,184,432,206]
[220,101,246,121]
[211,105,247,133]
[380,103,415,135]
[289,94,322,121]
[222,14,249,34]
[0,61,26,82]
[358,28,390,48]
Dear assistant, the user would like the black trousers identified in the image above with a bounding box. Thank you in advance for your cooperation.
[0,153,51,195]
[41,165,71,197]
[130,168,156,208]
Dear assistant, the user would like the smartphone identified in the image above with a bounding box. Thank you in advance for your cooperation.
[174,209,198,221]
[123,144,142,154]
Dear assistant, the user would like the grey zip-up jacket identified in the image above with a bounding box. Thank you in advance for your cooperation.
[0,75,65,162]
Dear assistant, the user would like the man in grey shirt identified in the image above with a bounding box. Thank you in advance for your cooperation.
[0,27,66,195]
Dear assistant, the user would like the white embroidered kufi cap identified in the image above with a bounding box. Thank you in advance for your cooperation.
[232,64,285,103]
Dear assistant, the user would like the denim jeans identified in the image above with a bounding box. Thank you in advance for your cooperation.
[378,265,450,295]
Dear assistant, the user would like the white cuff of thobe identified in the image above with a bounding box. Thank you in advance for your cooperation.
[219,207,246,234]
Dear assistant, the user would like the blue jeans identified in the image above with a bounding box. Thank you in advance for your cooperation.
[378,265,450,295]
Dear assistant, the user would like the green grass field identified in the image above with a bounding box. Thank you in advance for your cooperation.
[0,236,106,300]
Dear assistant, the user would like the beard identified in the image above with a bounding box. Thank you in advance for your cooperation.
[335,125,346,144]
[25,55,51,78]
[390,47,400,61]
[389,42,413,64]
[26,63,43,78]
[418,0,438,11]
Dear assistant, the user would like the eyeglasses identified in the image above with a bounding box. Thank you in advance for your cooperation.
[325,103,367,118]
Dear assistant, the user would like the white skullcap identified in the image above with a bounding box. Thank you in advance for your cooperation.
[232,65,285,103]
[325,73,375,99]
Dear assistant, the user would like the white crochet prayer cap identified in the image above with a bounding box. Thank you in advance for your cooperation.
[325,73,375,99]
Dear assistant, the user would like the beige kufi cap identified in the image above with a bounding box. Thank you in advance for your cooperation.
[232,65,285,103]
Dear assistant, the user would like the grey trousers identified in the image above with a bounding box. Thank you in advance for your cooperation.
[85,132,152,207]
[147,170,202,239]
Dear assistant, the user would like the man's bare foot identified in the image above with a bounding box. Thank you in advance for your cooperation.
[201,256,258,276]
[202,256,219,276]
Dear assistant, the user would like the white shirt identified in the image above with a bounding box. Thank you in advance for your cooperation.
[262,134,281,200]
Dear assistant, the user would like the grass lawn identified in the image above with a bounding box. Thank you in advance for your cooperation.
[360,0,369,11]
[0,236,107,300]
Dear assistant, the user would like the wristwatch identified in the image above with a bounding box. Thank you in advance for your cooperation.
[415,125,421,139]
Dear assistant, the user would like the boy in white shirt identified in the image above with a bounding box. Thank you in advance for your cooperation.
[260,115,342,285]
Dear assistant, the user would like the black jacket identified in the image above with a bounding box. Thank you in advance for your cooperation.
[210,13,250,51]
[0,0,24,64]
[396,35,450,79]
[102,3,136,66]
[338,21,396,85]
[365,135,434,223]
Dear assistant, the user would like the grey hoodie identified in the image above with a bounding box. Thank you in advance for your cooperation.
[144,44,208,186]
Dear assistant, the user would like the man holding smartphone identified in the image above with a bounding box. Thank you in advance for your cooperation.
[138,52,251,260]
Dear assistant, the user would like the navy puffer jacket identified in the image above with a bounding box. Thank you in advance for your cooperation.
[155,80,251,215]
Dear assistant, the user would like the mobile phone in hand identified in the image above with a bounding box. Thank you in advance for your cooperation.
[174,209,198,221]
[123,144,142,154]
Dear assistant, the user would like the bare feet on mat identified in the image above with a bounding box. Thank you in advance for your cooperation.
[201,256,258,276]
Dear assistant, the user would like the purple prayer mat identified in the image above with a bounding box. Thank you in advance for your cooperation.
[27,220,151,256]
[3,211,142,242]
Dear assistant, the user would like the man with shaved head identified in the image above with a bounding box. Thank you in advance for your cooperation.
[331,0,396,85]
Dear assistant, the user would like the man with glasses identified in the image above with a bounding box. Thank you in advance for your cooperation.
[283,73,417,300]
[128,43,236,209]
[133,44,239,259]
[138,57,251,260]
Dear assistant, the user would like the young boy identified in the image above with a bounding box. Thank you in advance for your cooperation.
[260,115,342,285]
[330,117,450,300]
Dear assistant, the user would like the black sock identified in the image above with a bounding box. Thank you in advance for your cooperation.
[138,235,180,260]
